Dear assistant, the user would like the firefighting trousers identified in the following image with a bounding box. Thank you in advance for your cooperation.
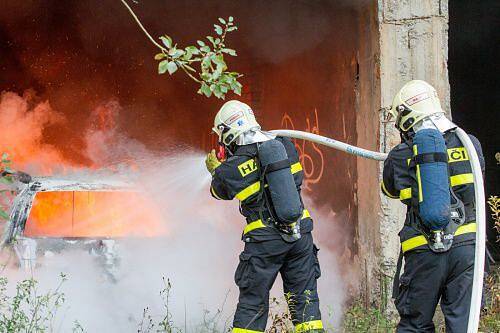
[232,233,323,333]
[395,243,474,333]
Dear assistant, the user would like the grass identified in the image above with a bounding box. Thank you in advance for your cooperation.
[341,299,396,333]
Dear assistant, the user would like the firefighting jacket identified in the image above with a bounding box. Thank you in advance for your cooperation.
[381,129,485,254]
[210,136,313,241]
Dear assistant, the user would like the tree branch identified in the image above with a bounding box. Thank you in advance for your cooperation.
[119,0,166,52]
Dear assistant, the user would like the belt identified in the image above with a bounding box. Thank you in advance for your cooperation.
[243,209,311,235]
[401,222,476,254]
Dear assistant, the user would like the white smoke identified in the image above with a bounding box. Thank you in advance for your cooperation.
[0,93,348,331]
[2,153,347,331]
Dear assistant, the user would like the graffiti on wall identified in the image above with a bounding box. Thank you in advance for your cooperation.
[281,109,325,191]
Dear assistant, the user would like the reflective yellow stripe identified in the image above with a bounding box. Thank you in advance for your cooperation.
[401,235,428,253]
[243,219,266,235]
[398,173,473,202]
[210,186,223,200]
[455,222,477,236]
[400,188,412,200]
[413,145,423,202]
[243,209,311,235]
[295,320,324,332]
[401,223,477,253]
[235,182,261,201]
[450,173,474,187]
[232,328,263,333]
[291,162,303,174]
[381,181,398,199]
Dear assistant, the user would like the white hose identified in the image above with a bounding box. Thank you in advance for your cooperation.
[268,130,388,161]
[271,128,485,331]
[455,128,486,333]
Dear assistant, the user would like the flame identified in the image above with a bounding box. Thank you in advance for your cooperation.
[25,191,167,238]
[0,92,167,239]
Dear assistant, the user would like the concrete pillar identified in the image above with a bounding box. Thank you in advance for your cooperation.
[375,0,450,304]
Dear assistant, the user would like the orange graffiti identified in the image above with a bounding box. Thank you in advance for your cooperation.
[281,109,324,191]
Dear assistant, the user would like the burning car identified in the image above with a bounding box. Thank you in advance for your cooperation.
[0,176,165,280]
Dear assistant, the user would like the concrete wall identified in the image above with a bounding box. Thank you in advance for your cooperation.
[355,0,451,304]
[355,0,383,301]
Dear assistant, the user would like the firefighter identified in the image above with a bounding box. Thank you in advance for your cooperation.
[381,80,485,332]
[205,100,324,333]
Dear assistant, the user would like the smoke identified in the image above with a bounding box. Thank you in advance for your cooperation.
[0,91,68,173]
[0,92,349,331]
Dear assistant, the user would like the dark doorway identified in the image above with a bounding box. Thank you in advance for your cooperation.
[449,0,500,259]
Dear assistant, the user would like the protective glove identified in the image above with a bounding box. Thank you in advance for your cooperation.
[16,171,32,184]
[205,149,221,175]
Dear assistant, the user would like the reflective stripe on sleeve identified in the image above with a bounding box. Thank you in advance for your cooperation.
[235,182,261,201]
[210,186,223,200]
[399,188,412,200]
[381,181,398,199]
[295,320,324,332]
[291,162,303,174]
[401,222,477,253]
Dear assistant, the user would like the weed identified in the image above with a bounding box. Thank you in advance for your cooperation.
[0,273,85,332]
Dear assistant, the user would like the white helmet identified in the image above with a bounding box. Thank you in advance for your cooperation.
[213,100,260,146]
[390,80,445,132]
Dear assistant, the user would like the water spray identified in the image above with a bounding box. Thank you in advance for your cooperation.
[270,127,485,333]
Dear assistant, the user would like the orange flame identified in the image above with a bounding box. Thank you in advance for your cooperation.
[0,92,169,238]
[24,191,167,238]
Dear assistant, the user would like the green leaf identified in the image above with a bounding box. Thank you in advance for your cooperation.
[207,36,216,46]
[154,53,166,60]
[171,49,185,59]
[160,36,172,49]
[201,72,211,81]
[200,45,210,53]
[183,50,193,61]
[234,84,242,95]
[0,209,9,220]
[212,56,227,72]
[214,24,223,35]
[158,60,169,74]
[0,177,13,185]
[185,46,200,55]
[200,83,212,97]
[228,16,234,22]
[197,40,205,47]
[218,18,226,25]
[227,26,238,32]
[167,61,178,75]
[221,48,237,56]
[212,70,222,80]
[213,85,223,99]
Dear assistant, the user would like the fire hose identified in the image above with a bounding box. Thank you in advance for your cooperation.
[269,128,485,333]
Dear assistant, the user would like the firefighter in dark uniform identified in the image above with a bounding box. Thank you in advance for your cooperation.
[381,80,485,332]
[205,100,324,333]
